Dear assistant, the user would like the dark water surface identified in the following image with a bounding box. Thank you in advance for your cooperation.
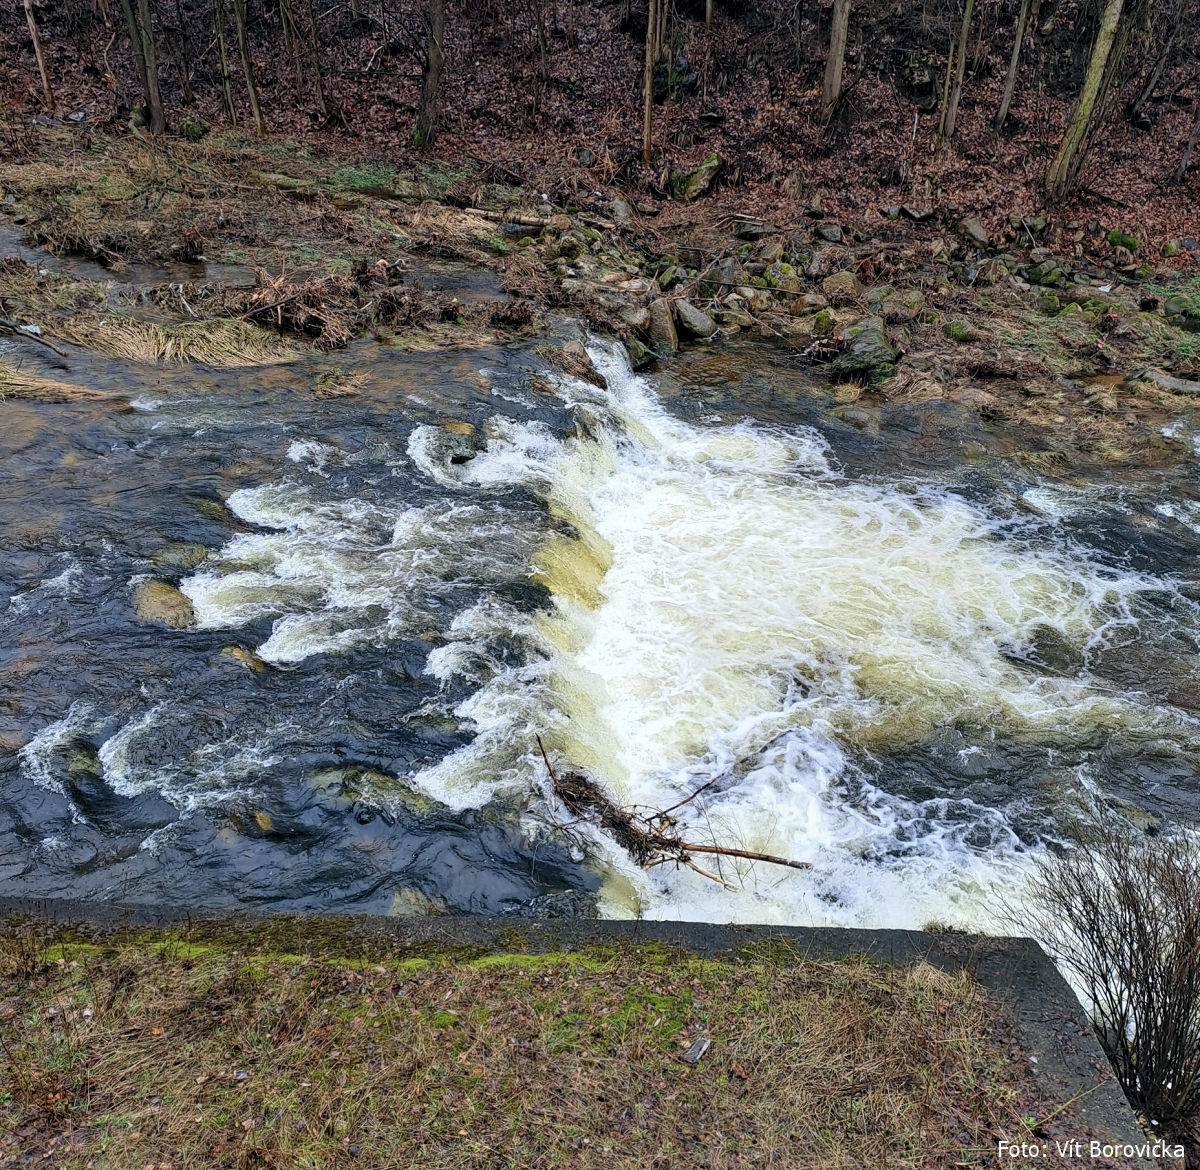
[3,321,1200,925]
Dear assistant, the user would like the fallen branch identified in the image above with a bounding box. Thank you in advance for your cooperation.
[0,317,70,360]
[537,737,813,884]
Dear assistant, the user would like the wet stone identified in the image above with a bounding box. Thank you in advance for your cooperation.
[134,580,195,629]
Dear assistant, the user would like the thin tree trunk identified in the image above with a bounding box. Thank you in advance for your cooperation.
[214,0,238,124]
[1128,21,1177,121]
[303,0,330,119]
[415,0,444,146]
[642,0,657,162]
[937,28,955,136]
[821,0,850,118]
[994,0,1029,130]
[705,0,712,27]
[173,0,194,102]
[1044,0,1125,199]
[232,0,266,135]
[23,0,55,111]
[278,0,305,92]
[119,0,152,119]
[136,0,166,132]
[942,0,974,139]
[1178,92,1200,182]
[533,0,549,79]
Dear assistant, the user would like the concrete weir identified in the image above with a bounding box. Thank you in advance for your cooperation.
[0,898,1166,1168]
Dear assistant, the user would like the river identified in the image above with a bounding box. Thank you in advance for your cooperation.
[3,323,1199,927]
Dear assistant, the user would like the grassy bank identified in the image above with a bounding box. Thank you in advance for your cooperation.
[0,926,1059,1169]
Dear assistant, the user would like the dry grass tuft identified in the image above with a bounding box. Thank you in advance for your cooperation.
[51,316,295,367]
[0,358,112,402]
[0,931,1057,1170]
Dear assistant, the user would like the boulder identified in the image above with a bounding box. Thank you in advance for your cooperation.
[714,308,755,328]
[135,580,194,629]
[732,219,777,240]
[828,324,897,379]
[625,336,653,369]
[822,271,862,302]
[700,255,741,297]
[674,300,717,339]
[610,197,635,231]
[758,240,785,264]
[816,223,844,243]
[647,298,678,354]
[959,218,989,248]
[670,152,723,203]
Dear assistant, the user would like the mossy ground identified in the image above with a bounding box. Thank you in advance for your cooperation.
[0,925,1064,1169]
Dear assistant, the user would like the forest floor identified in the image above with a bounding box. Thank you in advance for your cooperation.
[0,923,1099,1170]
[2,122,1200,478]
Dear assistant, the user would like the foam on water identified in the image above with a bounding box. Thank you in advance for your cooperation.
[181,480,542,664]
[403,342,1183,927]
[173,341,1193,930]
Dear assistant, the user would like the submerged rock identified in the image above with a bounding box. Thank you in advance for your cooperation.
[149,542,208,571]
[134,580,194,629]
[221,646,268,673]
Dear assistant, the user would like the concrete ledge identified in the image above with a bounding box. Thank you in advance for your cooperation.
[0,897,1161,1167]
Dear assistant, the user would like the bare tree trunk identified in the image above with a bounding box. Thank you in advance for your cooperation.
[942,0,974,139]
[642,0,657,162]
[821,0,850,118]
[214,0,238,124]
[302,0,330,119]
[1128,19,1177,122]
[1045,0,1125,199]
[533,0,549,79]
[277,0,305,92]
[136,0,166,132]
[119,0,151,119]
[705,0,712,27]
[232,0,266,135]
[994,0,1030,130]
[1178,91,1200,182]
[172,0,194,102]
[415,0,444,146]
[23,0,55,111]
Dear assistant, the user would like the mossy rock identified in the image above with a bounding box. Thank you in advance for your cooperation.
[812,309,835,336]
[943,317,978,343]
[1107,229,1139,252]
[1039,293,1061,315]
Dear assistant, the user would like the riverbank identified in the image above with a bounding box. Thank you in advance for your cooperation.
[3,126,1200,479]
[0,908,1158,1169]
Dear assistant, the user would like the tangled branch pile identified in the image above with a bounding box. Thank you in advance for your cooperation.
[538,738,811,888]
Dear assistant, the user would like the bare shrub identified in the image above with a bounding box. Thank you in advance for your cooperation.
[1023,816,1200,1158]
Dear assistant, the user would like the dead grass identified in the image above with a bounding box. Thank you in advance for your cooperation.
[0,931,1060,1170]
[0,358,112,401]
[50,316,296,367]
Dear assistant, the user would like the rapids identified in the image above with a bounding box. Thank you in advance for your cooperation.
[3,329,1199,924]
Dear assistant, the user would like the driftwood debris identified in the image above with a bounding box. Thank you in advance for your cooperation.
[537,737,812,888]
[0,317,70,361]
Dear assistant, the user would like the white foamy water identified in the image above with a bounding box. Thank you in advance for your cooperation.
[177,341,1191,930]
[406,343,1179,929]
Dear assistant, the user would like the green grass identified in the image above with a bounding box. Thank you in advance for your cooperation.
[0,928,1053,1169]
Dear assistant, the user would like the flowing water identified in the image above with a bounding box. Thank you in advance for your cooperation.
[4,320,1200,925]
